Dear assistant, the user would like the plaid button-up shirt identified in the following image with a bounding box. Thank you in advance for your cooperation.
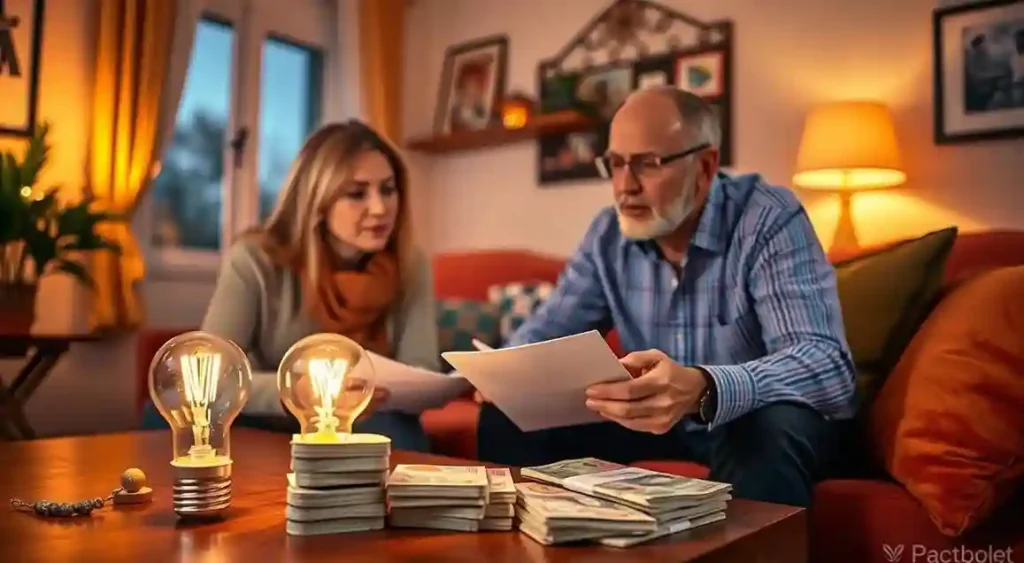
[507,173,856,429]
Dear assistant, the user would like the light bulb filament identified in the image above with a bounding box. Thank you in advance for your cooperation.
[307,358,347,436]
[181,351,222,457]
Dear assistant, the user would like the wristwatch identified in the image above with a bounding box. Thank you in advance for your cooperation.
[695,368,718,425]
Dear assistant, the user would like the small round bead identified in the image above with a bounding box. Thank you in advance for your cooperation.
[121,468,147,494]
[33,502,48,516]
[91,498,104,509]
[56,503,74,517]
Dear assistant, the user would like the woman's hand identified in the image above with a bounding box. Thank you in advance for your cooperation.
[357,387,391,420]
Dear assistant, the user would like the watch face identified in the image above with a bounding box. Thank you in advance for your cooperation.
[699,392,712,422]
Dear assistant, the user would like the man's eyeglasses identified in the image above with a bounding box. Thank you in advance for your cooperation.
[594,143,711,180]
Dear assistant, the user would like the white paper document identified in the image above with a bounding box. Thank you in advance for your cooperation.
[441,331,631,432]
[366,352,471,414]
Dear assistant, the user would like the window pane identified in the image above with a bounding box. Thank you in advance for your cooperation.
[151,18,234,251]
[258,37,322,220]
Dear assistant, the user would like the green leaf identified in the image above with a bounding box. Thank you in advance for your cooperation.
[1,122,121,288]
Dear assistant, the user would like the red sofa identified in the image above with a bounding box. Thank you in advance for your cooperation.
[136,233,1024,562]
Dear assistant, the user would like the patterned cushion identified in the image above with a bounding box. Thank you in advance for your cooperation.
[487,282,555,344]
[436,299,501,371]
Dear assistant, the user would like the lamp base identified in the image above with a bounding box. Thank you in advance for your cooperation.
[170,458,232,520]
[831,191,861,257]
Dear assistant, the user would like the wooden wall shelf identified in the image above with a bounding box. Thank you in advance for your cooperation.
[405,110,595,155]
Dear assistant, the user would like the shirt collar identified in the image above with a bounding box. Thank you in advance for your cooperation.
[690,174,726,254]
[618,174,728,260]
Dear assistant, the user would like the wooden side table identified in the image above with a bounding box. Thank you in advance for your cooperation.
[0,332,98,440]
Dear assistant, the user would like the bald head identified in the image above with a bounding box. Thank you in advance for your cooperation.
[611,86,721,151]
[605,87,722,242]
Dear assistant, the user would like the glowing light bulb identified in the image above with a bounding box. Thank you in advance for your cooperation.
[148,331,252,519]
[277,333,376,443]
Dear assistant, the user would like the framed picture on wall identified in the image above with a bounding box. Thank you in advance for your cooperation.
[0,0,45,137]
[537,62,633,184]
[433,34,509,136]
[933,0,1024,144]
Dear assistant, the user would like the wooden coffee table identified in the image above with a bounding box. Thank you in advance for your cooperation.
[0,429,806,562]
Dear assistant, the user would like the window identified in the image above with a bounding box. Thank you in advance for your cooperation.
[258,37,322,221]
[149,0,328,273]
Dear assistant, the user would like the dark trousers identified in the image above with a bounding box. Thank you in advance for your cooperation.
[140,401,433,453]
[477,401,839,507]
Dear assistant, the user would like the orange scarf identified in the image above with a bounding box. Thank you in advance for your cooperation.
[301,242,400,357]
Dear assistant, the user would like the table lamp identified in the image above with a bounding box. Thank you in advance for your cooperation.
[792,101,906,255]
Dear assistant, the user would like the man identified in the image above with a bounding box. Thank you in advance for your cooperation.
[475,87,856,507]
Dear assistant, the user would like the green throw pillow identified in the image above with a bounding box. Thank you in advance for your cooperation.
[835,227,958,406]
[436,299,500,372]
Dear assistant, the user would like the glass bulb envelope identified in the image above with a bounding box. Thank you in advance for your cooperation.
[277,333,376,442]
[148,331,252,468]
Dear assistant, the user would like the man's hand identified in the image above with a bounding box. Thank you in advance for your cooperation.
[357,387,391,421]
[584,349,707,434]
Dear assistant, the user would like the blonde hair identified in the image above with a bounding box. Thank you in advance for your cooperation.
[249,121,414,298]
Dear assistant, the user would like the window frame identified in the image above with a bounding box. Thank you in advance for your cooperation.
[145,0,333,280]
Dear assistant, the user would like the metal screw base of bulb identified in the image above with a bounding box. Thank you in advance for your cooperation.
[170,460,232,520]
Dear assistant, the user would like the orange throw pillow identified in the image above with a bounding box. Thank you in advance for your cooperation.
[869,266,1024,536]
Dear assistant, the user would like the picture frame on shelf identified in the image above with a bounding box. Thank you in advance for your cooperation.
[0,0,45,138]
[433,34,509,136]
[933,0,1024,144]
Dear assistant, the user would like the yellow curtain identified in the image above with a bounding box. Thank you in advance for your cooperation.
[88,0,177,331]
[358,0,406,141]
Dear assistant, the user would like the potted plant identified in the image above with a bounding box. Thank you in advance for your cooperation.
[0,123,122,333]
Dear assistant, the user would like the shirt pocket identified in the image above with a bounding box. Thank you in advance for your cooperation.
[700,309,762,364]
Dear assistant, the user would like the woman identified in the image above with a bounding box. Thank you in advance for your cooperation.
[141,121,439,452]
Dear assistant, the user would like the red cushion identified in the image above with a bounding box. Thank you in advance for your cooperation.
[420,398,480,459]
[811,479,1024,563]
[432,250,566,301]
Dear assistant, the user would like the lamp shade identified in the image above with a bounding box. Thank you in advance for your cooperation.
[793,101,906,190]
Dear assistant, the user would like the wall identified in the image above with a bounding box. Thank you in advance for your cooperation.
[403,0,1023,256]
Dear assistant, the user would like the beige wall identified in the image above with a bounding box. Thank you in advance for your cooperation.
[404,0,1023,256]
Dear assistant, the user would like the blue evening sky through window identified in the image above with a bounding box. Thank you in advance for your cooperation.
[173,19,319,201]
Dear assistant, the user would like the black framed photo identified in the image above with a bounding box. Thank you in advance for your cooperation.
[433,34,509,136]
[0,0,45,137]
[933,0,1024,144]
